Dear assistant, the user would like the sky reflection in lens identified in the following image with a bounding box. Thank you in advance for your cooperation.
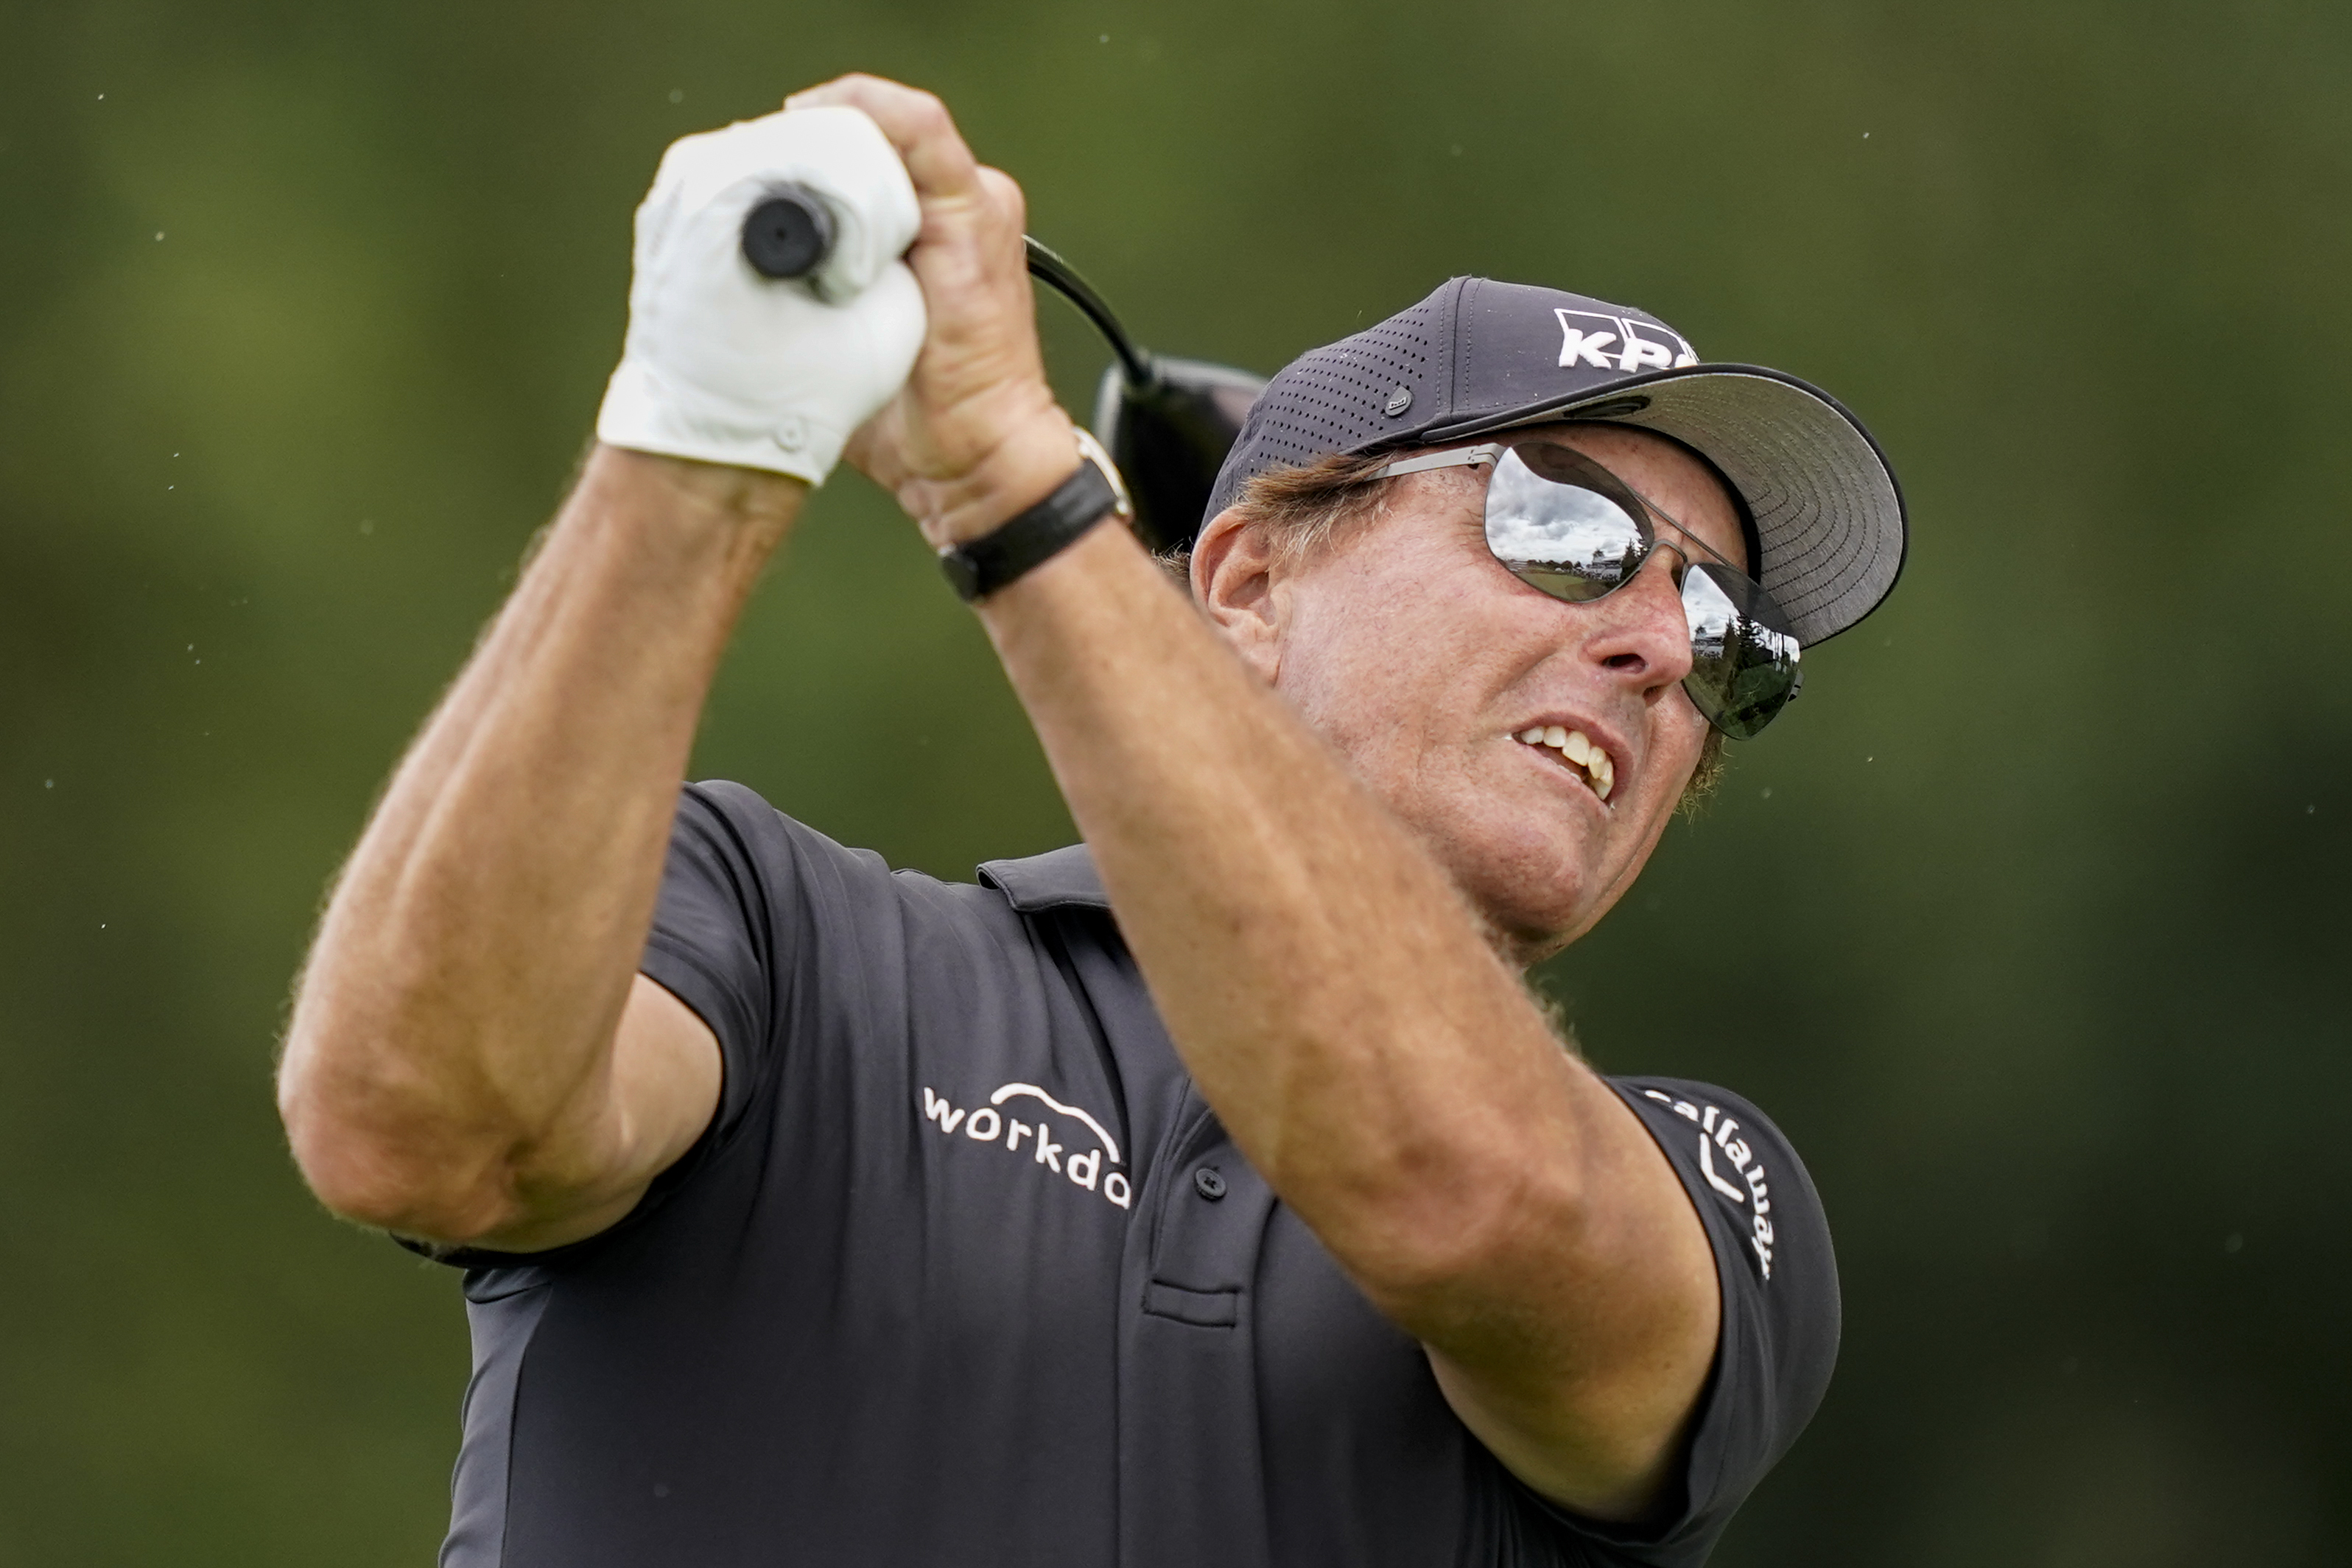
[1484,448,1648,594]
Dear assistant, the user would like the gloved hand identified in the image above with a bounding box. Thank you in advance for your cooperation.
[595,105,927,486]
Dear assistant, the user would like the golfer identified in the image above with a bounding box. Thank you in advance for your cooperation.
[279,73,1902,1567]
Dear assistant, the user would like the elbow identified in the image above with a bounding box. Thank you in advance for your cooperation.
[1350,1145,1592,1313]
[276,1041,516,1246]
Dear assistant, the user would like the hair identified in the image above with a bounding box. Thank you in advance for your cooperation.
[1170,447,1731,809]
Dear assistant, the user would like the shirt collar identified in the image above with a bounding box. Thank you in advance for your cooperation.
[978,843,1109,913]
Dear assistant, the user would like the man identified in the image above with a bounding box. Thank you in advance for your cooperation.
[278,74,1902,1567]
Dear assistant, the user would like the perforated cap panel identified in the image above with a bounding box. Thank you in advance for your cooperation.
[1207,278,1467,516]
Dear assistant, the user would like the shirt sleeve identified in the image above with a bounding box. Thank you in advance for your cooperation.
[401,780,897,1268]
[638,779,902,1145]
[635,781,784,1142]
[1526,1075,1841,1566]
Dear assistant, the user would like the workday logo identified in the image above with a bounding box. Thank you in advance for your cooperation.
[1642,1089,1778,1281]
[920,1083,1133,1210]
[1556,309,1699,375]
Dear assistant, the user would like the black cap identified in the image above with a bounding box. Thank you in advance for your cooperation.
[1203,278,1906,646]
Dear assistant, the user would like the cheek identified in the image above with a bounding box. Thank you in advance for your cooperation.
[1277,559,1483,729]
[1639,703,1711,811]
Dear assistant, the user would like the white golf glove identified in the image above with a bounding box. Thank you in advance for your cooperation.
[595,105,926,486]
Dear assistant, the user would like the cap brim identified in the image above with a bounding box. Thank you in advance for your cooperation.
[1424,365,1907,647]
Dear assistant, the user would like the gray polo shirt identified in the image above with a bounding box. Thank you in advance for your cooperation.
[426,781,1838,1567]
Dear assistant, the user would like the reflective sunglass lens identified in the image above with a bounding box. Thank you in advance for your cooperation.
[1484,446,1651,603]
[1681,563,1802,739]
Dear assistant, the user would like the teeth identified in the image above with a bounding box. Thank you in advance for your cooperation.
[1514,723,1616,804]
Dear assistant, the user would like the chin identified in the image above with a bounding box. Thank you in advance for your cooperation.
[1424,817,1601,964]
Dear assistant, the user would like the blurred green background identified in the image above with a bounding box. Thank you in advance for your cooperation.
[4,0,2348,1562]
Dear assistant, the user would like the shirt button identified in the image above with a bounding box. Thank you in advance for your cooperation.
[1193,1167,1228,1201]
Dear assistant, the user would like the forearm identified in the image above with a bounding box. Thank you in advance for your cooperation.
[279,447,799,1237]
[976,522,1609,1310]
[980,516,1721,1513]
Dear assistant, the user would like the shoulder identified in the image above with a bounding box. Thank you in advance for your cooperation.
[1579,1075,1842,1541]
[1604,1075,1831,1296]
[670,779,888,887]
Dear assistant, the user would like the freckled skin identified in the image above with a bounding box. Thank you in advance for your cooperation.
[1226,423,1748,963]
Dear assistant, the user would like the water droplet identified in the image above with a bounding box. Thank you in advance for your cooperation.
[2306,804,2316,815]
[1862,131,1870,139]
[668,88,683,103]
[2225,1233,2244,1254]
[359,518,375,535]
[154,231,165,242]
[44,779,54,789]
[1761,787,1774,799]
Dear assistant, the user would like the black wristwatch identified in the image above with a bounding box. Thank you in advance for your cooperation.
[938,430,1134,603]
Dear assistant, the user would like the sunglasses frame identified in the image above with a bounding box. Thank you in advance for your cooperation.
[1365,440,1802,739]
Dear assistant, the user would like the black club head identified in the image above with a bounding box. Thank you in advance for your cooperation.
[1093,357,1266,554]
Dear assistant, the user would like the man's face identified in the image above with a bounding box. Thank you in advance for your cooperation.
[1218,423,1748,962]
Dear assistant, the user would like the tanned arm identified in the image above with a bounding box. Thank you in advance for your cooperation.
[802,76,1721,1524]
[277,453,793,1252]
[278,88,1070,1258]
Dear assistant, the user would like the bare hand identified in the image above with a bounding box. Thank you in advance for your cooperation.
[785,75,1078,546]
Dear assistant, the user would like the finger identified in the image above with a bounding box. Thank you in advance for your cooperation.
[974,166,1029,242]
[784,74,982,205]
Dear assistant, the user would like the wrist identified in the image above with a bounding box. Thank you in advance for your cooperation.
[594,444,810,530]
[905,407,1085,549]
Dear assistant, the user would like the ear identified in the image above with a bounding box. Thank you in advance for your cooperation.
[1190,507,1287,683]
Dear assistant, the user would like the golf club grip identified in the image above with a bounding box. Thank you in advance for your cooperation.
[737,215,1156,388]
[740,186,835,279]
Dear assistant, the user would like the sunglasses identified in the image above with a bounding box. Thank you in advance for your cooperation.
[1367,440,1802,739]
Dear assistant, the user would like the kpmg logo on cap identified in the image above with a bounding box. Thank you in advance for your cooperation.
[1556,309,1699,375]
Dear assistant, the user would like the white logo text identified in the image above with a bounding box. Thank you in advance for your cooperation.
[922,1083,1132,1209]
[1556,309,1700,375]
[1645,1089,1776,1279]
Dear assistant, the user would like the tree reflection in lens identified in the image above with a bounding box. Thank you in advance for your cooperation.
[1681,565,1800,738]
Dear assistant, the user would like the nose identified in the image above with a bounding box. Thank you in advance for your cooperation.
[1584,548,1696,695]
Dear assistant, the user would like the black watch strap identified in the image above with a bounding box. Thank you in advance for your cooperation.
[938,447,1126,603]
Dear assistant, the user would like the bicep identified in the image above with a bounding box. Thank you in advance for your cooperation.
[1422,1081,1721,1524]
[468,974,723,1254]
